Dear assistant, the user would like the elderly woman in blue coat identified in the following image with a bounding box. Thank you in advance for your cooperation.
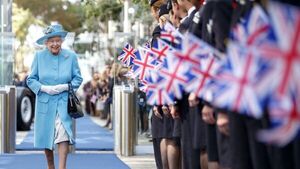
[27,24,83,169]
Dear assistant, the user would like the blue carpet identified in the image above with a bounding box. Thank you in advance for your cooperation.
[0,153,129,169]
[16,116,114,151]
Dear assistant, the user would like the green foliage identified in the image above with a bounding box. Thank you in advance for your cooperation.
[132,0,149,6]
[12,3,43,44]
[132,0,154,25]
[14,0,84,33]
[82,0,122,32]
[83,0,123,22]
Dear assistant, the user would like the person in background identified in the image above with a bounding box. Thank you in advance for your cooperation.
[138,89,147,134]
[83,71,101,116]
[27,24,82,169]
[13,73,21,86]
[104,65,113,128]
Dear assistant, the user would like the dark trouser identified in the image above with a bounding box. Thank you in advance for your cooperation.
[193,103,206,151]
[206,124,219,162]
[229,113,271,169]
[181,106,201,169]
[153,138,163,169]
[152,112,163,169]
[269,139,300,169]
[216,129,231,168]
[295,139,300,169]
[139,105,145,132]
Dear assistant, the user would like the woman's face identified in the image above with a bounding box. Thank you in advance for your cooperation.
[45,36,62,55]
[171,2,179,16]
[170,11,180,28]
[151,6,160,21]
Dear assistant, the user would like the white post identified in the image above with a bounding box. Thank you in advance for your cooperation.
[139,22,144,39]
[1,4,4,32]
[123,0,130,33]
[1,4,4,85]
[108,20,115,40]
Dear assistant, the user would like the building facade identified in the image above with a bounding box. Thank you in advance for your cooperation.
[0,0,13,85]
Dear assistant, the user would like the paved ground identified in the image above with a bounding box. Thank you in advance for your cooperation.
[16,115,156,169]
[90,116,156,169]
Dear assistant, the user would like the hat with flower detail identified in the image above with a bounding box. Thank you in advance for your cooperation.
[36,24,68,45]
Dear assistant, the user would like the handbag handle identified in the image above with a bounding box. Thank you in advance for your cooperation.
[68,83,80,103]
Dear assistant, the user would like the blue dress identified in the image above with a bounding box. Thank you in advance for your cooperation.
[27,48,83,150]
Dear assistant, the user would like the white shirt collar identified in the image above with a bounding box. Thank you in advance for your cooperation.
[180,16,188,24]
[188,6,196,17]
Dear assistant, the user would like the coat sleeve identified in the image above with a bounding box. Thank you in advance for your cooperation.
[70,54,83,90]
[27,53,42,95]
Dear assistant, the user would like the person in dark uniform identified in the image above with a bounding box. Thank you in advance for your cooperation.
[187,1,211,168]
[226,1,274,169]
[195,5,220,168]
[191,1,233,169]
[170,0,205,169]
[157,4,181,169]
[148,1,166,168]
[266,2,300,169]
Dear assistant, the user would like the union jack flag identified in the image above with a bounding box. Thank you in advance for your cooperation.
[262,2,300,96]
[170,33,222,100]
[157,51,190,99]
[117,43,136,67]
[211,43,276,118]
[231,5,271,45]
[145,77,175,105]
[256,2,300,145]
[131,48,157,82]
[150,38,173,62]
[172,34,202,66]
[205,5,278,118]
[185,54,222,100]
[160,22,183,48]
[258,89,300,146]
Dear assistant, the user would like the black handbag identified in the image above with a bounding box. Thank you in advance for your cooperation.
[68,83,84,119]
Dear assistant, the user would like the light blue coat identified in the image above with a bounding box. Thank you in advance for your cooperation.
[27,48,83,150]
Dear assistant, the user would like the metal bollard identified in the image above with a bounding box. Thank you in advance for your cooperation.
[113,86,123,155]
[121,84,136,156]
[0,86,16,153]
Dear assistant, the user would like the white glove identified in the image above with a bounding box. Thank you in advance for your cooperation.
[40,85,60,95]
[53,84,69,93]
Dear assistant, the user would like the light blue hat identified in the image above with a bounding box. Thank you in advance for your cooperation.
[36,24,68,45]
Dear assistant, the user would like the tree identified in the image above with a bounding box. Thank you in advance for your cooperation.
[132,0,154,32]
[82,0,122,33]
[12,3,43,45]
[14,0,84,33]
[12,3,43,72]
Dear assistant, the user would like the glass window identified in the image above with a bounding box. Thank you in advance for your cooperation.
[0,33,14,85]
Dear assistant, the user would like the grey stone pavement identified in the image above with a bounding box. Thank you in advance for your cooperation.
[16,116,156,169]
